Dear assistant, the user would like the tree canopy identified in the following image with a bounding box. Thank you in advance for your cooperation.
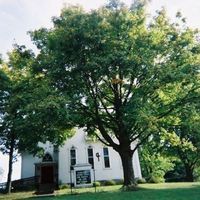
[0,45,73,193]
[0,0,199,189]
[28,0,200,186]
[163,101,200,181]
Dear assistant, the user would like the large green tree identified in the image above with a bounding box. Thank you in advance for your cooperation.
[0,45,72,193]
[29,1,200,186]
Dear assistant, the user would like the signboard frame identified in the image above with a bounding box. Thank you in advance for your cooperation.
[75,170,91,185]
[73,164,93,187]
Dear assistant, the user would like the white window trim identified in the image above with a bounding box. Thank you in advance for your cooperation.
[69,146,77,167]
[102,147,111,169]
[87,146,94,168]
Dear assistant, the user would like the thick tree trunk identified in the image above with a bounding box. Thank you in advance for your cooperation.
[119,150,136,187]
[185,165,194,182]
[5,137,15,194]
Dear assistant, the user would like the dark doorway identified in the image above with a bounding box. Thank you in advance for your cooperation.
[41,166,54,184]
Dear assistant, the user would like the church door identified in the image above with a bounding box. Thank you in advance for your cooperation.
[41,165,54,184]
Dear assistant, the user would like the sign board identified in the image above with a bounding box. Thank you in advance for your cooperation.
[75,170,91,185]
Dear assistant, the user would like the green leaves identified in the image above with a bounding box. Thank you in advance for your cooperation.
[27,0,200,152]
[0,44,74,156]
[1,0,199,186]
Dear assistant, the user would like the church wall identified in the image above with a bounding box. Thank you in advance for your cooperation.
[58,128,142,184]
[21,128,142,184]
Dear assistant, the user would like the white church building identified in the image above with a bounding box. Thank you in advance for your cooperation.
[21,128,142,189]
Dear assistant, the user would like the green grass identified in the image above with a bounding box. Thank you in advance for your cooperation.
[0,182,200,200]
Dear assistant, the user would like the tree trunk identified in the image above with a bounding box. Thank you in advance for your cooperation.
[119,150,136,187]
[5,136,15,194]
[185,164,194,182]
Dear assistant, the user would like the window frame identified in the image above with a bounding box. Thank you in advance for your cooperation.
[87,146,94,169]
[70,146,76,166]
[103,147,110,168]
[42,153,53,162]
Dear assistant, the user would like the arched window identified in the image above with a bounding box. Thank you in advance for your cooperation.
[87,146,94,169]
[70,146,76,166]
[42,153,53,162]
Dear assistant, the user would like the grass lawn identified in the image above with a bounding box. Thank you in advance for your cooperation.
[0,182,200,200]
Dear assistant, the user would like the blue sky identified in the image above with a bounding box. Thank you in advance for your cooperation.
[0,0,200,183]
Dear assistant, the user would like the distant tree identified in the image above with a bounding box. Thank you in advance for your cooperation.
[139,136,174,183]
[163,102,200,182]
[0,45,73,193]
[29,0,200,187]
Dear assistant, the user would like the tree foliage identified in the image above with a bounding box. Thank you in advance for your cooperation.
[0,45,73,193]
[28,0,200,186]
[139,136,174,183]
[163,101,200,181]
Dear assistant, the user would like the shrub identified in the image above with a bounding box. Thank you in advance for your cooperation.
[121,184,138,191]
[12,185,35,192]
[93,181,101,187]
[59,184,70,189]
[0,188,5,194]
[147,168,166,183]
[115,179,124,185]
[148,176,165,183]
[194,167,200,181]
[104,180,116,186]
[135,178,146,184]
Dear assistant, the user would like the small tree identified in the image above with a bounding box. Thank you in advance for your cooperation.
[139,137,174,183]
[0,45,73,193]
[29,0,200,187]
[163,102,200,182]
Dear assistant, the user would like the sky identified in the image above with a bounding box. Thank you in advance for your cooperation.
[0,0,200,183]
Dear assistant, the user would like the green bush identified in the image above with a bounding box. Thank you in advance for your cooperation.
[148,176,165,183]
[104,180,116,186]
[115,179,124,185]
[135,178,146,184]
[147,168,166,183]
[121,184,138,191]
[12,185,35,192]
[194,167,200,181]
[93,181,101,187]
[0,188,5,194]
[59,184,70,189]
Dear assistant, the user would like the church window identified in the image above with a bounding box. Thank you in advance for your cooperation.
[70,146,76,166]
[42,153,53,162]
[87,146,94,168]
[103,147,110,168]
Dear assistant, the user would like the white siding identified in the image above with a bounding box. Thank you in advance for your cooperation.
[21,153,39,178]
[21,141,55,179]
[21,128,142,183]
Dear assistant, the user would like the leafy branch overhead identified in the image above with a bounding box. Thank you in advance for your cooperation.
[30,2,199,148]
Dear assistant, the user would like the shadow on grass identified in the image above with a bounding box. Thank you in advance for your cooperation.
[138,182,200,191]
[21,183,200,200]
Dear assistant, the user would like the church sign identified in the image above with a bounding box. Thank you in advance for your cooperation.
[75,170,91,185]
[73,163,93,187]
